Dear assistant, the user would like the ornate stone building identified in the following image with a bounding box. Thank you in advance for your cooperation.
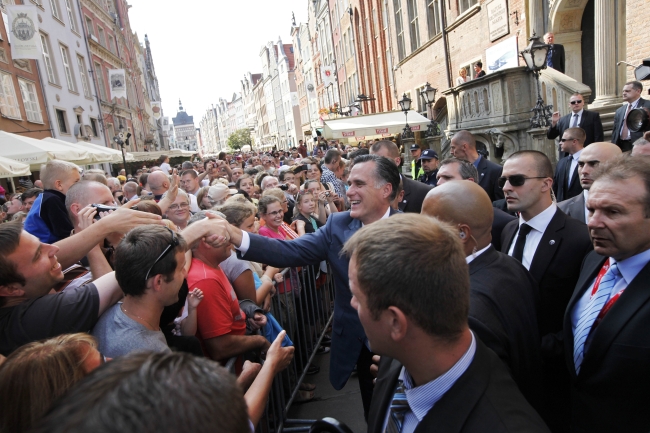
[172,100,197,151]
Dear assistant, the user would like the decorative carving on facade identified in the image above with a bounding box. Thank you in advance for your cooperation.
[491,81,503,114]
[0,48,8,64]
[460,86,491,121]
[487,128,518,163]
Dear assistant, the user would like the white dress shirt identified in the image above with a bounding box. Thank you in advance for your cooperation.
[569,149,583,185]
[622,98,641,140]
[466,244,491,264]
[570,109,583,128]
[507,203,558,270]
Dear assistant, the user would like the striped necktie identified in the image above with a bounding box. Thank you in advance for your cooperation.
[573,261,622,374]
[383,380,409,433]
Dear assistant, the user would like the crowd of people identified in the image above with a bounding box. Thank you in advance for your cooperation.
[1,95,650,432]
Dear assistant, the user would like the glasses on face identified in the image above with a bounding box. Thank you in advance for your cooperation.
[144,227,179,281]
[168,202,190,211]
[560,138,576,142]
[266,209,284,217]
[498,175,547,188]
[570,100,583,105]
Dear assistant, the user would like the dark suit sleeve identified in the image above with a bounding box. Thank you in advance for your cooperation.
[592,112,604,142]
[547,120,561,140]
[559,45,565,74]
[611,108,622,143]
[240,216,334,268]
[492,164,504,201]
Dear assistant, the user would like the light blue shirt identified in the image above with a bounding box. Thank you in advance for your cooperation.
[384,332,477,433]
[571,248,650,340]
[472,154,482,168]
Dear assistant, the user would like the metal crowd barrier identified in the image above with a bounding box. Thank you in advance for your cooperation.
[259,262,336,433]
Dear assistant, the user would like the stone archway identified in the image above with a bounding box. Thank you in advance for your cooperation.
[548,0,591,83]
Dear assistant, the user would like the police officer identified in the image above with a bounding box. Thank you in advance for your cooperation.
[417,149,439,186]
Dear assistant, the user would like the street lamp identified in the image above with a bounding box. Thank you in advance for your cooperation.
[520,32,554,129]
[419,83,439,137]
[398,93,414,139]
[113,128,131,175]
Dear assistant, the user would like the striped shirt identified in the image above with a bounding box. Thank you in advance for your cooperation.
[385,332,477,433]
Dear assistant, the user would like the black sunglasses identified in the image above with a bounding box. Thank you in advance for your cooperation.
[498,175,547,188]
[144,227,179,281]
[560,138,576,142]
[570,100,583,104]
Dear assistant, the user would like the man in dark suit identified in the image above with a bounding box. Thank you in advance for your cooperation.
[436,157,516,251]
[500,150,593,431]
[225,155,400,419]
[547,93,604,148]
[553,127,586,202]
[422,181,542,408]
[342,214,549,433]
[611,81,650,152]
[544,33,565,74]
[450,130,504,201]
[558,142,622,223]
[369,140,432,213]
[562,156,650,432]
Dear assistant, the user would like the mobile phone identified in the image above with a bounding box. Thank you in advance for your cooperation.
[325,191,331,197]
[279,184,289,191]
[91,204,118,220]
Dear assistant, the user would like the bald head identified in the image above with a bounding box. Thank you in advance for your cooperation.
[147,171,170,194]
[422,181,494,255]
[579,142,622,190]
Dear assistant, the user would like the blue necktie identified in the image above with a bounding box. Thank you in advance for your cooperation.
[573,262,622,373]
[546,48,554,68]
[383,380,409,433]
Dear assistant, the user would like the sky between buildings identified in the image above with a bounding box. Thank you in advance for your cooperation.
[129,0,309,122]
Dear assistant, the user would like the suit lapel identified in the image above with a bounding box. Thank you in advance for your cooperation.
[501,220,518,253]
[344,217,362,243]
[368,357,402,433]
[528,210,565,281]
[468,245,497,275]
[570,192,586,223]
[400,177,412,211]
[580,261,650,378]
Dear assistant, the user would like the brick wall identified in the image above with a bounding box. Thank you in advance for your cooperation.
[625,0,650,95]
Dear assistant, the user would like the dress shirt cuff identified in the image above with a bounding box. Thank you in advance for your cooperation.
[237,231,251,256]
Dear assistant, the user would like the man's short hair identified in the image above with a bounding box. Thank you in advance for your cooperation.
[507,150,554,178]
[593,155,650,216]
[33,352,250,433]
[369,140,400,159]
[123,181,138,197]
[40,160,79,190]
[625,80,643,92]
[216,200,257,227]
[0,221,26,287]
[324,149,341,165]
[260,176,278,191]
[115,226,187,297]
[565,127,586,144]
[181,161,194,170]
[181,169,198,179]
[633,137,650,148]
[348,148,369,161]
[439,157,479,183]
[106,177,121,189]
[453,130,477,150]
[65,181,110,213]
[342,214,469,341]
[351,154,401,201]
[21,187,43,201]
[81,171,107,185]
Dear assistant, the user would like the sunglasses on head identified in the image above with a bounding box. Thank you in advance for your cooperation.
[144,227,179,281]
[498,175,547,188]
[570,100,583,104]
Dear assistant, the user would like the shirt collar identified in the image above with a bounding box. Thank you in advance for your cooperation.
[613,248,650,287]
[466,244,491,264]
[629,98,641,108]
[472,155,482,168]
[519,202,557,233]
[572,149,583,161]
[361,207,391,227]
[399,332,477,422]
[573,109,584,116]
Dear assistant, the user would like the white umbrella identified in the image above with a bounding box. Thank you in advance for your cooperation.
[0,131,89,167]
[42,137,114,164]
[0,155,30,178]
[322,111,432,139]
[77,141,134,163]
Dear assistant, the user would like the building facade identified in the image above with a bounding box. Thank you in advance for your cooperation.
[172,99,197,151]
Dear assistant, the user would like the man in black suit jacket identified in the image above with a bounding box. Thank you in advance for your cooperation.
[369,140,432,213]
[558,141,622,224]
[547,93,604,149]
[450,130,504,201]
[544,33,565,73]
[553,127,586,202]
[422,181,542,409]
[344,214,549,433]
[561,156,650,432]
[610,81,650,152]
[500,150,592,431]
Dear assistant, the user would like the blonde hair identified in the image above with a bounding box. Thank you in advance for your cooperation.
[0,333,98,433]
[40,160,79,190]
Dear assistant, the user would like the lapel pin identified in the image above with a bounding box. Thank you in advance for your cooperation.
[549,240,556,245]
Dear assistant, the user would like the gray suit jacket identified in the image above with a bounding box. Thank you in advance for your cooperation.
[557,191,586,224]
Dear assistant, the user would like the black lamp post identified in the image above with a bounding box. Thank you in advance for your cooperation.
[113,127,131,175]
[398,93,414,139]
[420,82,439,137]
[520,32,554,129]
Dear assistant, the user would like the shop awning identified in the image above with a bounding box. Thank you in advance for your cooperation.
[322,111,431,139]
[0,131,89,169]
[0,155,30,178]
[42,138,115,165]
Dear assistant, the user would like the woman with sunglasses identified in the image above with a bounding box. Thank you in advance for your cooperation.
[0,333,107,433]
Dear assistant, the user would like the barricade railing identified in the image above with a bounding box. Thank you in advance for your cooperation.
[254,261,336,433]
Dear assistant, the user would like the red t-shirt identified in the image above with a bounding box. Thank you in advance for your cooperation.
[186,258,246,346]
